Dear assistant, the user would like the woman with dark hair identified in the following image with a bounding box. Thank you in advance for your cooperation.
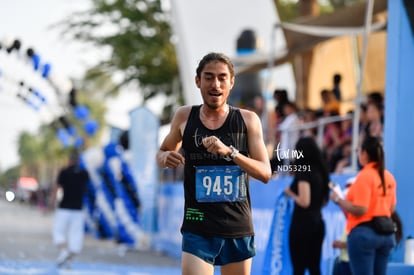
[364,101,384,139]
[284,137,330,275]
[330,136,397,275]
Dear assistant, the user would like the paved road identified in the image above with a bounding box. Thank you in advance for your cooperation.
[0,197,181,275]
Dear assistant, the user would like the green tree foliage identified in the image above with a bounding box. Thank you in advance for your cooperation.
[56,0,179,102]
[328,0,364,9]
[274,0,301,21]
[0,166,20,190]
[16,128,65,182]
[274,0,362,21]
[18,133,41,163]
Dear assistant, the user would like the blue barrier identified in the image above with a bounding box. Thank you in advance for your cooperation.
[261,188,294,275]
[153,182,184,259]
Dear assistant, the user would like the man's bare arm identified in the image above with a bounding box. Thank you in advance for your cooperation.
[156,106,189,168]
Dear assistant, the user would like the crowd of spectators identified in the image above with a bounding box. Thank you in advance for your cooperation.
[268,82,384,175]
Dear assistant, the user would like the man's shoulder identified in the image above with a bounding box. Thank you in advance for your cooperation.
[174,105,196,123]
[237,107,256,118]
[236,107,261,127]
[63,165,87,174]
[177,105,194,113]
[174,105,195,117]
[59,166,70,174]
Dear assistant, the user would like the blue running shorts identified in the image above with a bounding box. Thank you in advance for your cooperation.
[182,231,256,265]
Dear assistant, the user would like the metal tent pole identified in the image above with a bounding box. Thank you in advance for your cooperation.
[351,0,375,172]
[262,23,280,149]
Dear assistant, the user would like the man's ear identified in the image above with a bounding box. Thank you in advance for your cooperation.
[230,76,235,89]
[195,76,201,88]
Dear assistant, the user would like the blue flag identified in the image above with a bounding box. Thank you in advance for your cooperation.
[262,190,294,275]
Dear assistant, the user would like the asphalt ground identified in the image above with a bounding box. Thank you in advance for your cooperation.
[0,197,181,275]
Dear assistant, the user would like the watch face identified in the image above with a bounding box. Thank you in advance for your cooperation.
[230,146,239,158]
[223,155,232,161]
[224,146,235,161]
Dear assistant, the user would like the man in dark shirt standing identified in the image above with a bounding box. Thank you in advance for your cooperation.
[51,151,89,268]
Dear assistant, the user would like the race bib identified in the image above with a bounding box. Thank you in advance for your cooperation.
[195,166,247,202]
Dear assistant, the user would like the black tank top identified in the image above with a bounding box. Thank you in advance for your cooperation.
[181,105,253,237]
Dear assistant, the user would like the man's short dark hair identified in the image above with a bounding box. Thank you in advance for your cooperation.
[196,52,234,78]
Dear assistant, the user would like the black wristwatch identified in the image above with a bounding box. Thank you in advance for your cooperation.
[223,145,239,161]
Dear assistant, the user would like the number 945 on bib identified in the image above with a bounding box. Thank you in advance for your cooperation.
[195,166,247,203]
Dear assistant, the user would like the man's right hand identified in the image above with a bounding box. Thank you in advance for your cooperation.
[162,151,185,169]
